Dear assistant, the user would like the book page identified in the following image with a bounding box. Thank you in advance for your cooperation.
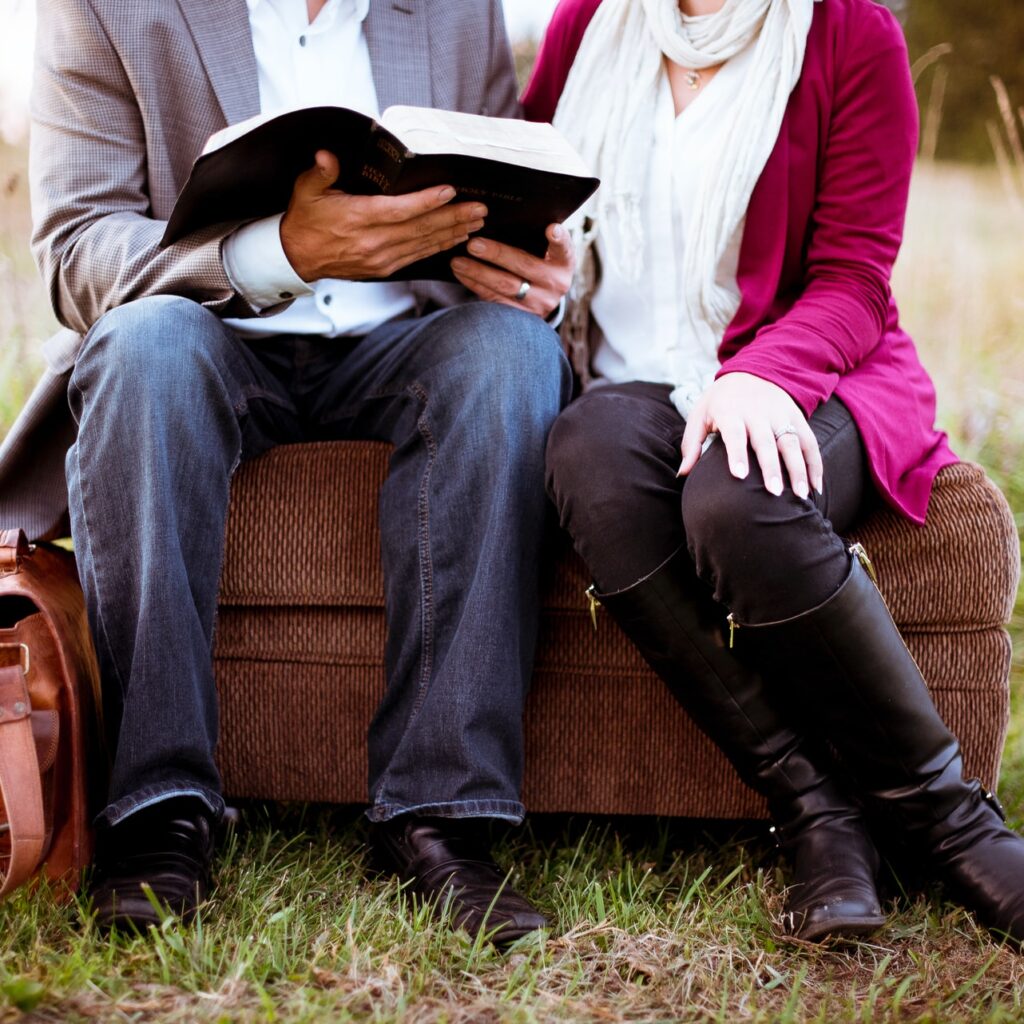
[380,106,592,178]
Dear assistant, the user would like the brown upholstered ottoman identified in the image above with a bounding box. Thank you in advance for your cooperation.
[214,447,1020,818]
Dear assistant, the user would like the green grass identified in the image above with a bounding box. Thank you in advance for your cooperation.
[1,143,1024,1020]
[5,811,1024,1023]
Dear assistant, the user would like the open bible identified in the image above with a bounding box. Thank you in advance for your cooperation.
[161,105,599,282]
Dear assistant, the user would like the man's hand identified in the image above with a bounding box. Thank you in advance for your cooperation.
[280,150,488,282]
[449,223,574,319]
[678,372,824,499]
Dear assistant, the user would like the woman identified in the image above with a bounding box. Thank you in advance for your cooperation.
[520,0,1024,945]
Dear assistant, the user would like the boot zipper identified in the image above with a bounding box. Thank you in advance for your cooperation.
[585,585,601,631]
[727,545,875,650]
[848,542,878,586]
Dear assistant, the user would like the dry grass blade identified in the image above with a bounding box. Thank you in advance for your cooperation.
[910,42,954,85]
[921,64,949,162]
[986,76,1024,215]
[987,120,1023,215]
[991,77,1024,176]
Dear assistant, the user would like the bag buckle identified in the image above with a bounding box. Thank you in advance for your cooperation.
[0,645,31,721]
[0,528,30,575]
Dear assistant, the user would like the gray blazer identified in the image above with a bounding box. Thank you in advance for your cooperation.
[0,0,520,540]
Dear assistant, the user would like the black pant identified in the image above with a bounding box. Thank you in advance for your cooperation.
[545,381,875,623]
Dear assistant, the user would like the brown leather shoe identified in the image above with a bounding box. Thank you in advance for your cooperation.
[370,816,548,945]
[88,797,215,933]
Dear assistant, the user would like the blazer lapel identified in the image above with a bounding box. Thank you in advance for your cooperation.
[365,0,433,112]
[176,0,261,126]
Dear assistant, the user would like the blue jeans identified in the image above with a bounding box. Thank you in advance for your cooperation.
[66,296,572,827]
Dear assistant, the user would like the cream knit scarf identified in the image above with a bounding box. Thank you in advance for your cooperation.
[553,0,814,399]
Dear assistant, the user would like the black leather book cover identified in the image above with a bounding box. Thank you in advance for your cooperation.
[161,105,599,283]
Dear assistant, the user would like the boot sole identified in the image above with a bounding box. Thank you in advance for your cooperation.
[796,913,887,944]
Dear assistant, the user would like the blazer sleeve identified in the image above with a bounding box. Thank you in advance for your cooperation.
[716,4,919,416]
[29,0,252,336]
[521,0,603,122]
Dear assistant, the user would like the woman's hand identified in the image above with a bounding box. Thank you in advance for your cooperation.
[678,372,823,498]
[449,223,574,319]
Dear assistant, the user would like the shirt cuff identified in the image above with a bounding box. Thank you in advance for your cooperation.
[222,214,314,313]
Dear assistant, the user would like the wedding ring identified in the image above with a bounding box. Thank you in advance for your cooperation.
[515,279,531,301]
[773,424,799,440]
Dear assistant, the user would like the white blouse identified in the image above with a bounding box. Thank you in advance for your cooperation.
[589,40,756,417]
[223,0,416,338]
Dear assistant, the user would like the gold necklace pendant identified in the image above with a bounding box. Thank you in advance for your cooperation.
[685,69,701,90]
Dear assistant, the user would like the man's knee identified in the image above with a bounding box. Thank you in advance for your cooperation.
[430,302,571,415]
[71,295,240,423]
[75,295,230,386]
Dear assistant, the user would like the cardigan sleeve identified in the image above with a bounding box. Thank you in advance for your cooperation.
[521,0,603,122]
[716,3,919,417]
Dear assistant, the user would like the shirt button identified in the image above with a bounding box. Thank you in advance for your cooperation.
[322,293,333,306]
[280,291,293,299]
[299,34,307,46]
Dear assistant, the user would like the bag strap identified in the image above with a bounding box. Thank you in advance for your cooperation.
[0,530,30,578]
[0,661,45,897]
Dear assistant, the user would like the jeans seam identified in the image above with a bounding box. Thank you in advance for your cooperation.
[313,384,411,429]
[68,377,129,706]
[374,380,436,804]
[367,798,525,823]
[100,785,224,827]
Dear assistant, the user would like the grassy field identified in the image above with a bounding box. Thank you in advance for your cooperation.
[0,145,50,430]
[1,139,1023,1022]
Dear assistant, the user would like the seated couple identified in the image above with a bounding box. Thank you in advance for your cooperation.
[4,0,1023,949]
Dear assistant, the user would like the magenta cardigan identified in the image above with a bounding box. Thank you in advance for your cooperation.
[522,0,958,525]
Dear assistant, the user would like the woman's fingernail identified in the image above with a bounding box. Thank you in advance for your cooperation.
[768,476,783,495]
[676,462,686,477]
[795,480,809,499]
[814,478,824,495]
[732,462,748,479]
[451,258,467,272]
[468,239,485,255]
[439,187,456,201]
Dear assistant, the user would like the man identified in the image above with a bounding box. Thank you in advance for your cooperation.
[2,0,573,941]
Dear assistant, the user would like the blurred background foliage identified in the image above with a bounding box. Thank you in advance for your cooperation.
[897,0,1024,163]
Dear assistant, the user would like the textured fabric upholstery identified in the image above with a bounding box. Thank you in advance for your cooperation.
[214,445,1020,817]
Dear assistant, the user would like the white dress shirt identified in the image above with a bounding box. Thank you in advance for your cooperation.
[222,0,416,338]
[589,41,755,416]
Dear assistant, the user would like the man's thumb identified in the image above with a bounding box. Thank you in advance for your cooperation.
[294,149,340,199]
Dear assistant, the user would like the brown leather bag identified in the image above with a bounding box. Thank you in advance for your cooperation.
[0,528,103,898]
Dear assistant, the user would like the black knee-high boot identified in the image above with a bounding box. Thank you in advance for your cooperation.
[739,551,1024,946]
[592,548,885,941]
